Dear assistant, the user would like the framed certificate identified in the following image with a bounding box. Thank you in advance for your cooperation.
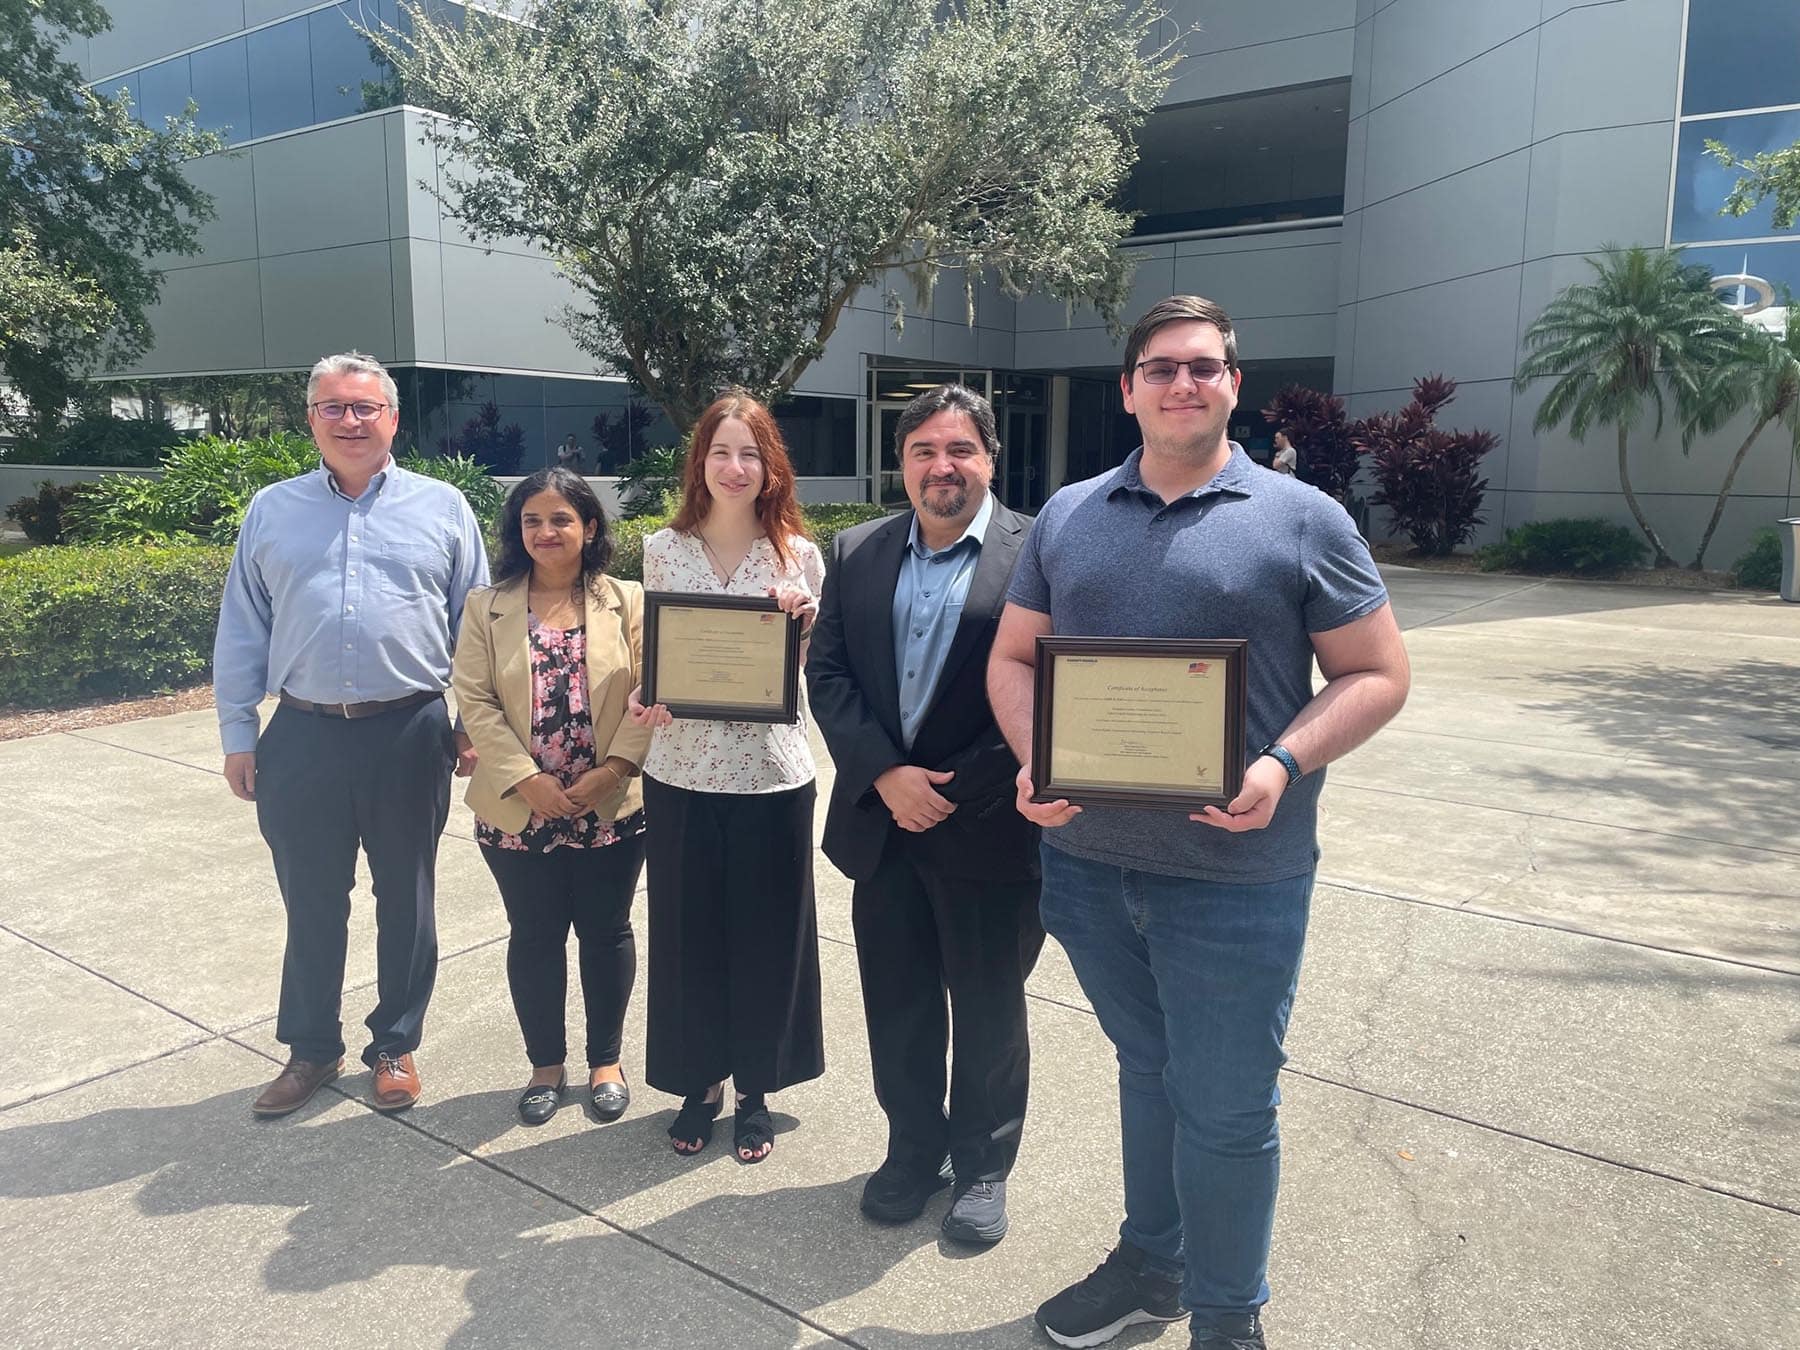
[1031,636,1248,811]
[643,592,802,723]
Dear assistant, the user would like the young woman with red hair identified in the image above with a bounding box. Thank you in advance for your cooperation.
[629,389,826,1164]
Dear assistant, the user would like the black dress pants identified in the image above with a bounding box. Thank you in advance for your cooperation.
[255,698,452,1067]
[852,832,1045,1182]
[479,828,647,1069]
[642,776,825,1097]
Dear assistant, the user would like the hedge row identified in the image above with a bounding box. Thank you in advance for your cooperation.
[0,545,234,707]
[1,503,890,709]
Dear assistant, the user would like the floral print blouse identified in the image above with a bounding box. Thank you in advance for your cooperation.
[475,618,645,852]
[641,527,824,795]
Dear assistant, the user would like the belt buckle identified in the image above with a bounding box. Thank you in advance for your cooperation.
[329,700,357,718]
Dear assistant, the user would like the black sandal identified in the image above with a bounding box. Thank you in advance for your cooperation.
[733,1093,774,1163]
[668,1090,721,1155]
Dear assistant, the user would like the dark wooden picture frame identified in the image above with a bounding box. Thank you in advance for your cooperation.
[643,591,802,724]
[1030,635,1249,811]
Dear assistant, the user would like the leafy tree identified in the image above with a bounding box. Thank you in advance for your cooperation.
[0,0,221,433]
[1705,136,1800,230]
[1260,385,1359,500]
[1684,317,1800,570]
[376,0,1174,432]
[1516,246,1747,568]
[1352,375,1496,557]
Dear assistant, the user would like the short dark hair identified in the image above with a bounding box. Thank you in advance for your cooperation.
[1121,295,1239,385]
[892,383,1001,463]
[493,466,614,587]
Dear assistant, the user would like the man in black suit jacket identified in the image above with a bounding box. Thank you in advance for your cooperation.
[808,384,1043,1247]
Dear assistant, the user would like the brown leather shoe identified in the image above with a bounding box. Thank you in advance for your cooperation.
[370,1052,421,1112]
[251,1056,342,1118]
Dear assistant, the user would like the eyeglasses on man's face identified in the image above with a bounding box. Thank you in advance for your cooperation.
[1134,358,1233,386]
[310,400,391,422]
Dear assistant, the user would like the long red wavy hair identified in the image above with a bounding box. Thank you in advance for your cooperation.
[670,388,810,570]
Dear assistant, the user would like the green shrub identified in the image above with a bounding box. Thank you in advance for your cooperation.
[606,511,672,582]
[1477,518,1648,575]
[1731,528,1783,591]
[398,451,504,523]
[804,502,889,558]
[66,432,317,544]
[5,482,84,544]
[615,447,685,518]
[2,412,187,467]
[0,545,233,706]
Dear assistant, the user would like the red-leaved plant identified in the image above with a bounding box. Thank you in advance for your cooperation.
[1260,385,1360,500]
[1353,375,1497,555]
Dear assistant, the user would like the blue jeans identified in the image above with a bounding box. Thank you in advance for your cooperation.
[1038,842,1313,1324]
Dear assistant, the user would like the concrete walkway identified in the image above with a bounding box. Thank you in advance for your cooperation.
[1,568,1795,1348]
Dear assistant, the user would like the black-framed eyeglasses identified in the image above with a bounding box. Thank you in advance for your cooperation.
[309,400,391,422]
[1134,358,1233,386]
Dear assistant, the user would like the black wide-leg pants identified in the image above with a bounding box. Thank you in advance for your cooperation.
[642,776,824,1097]
[255,698,452,1067]
[852,833,1045,1183]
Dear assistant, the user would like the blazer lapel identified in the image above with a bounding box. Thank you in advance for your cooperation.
[856,514,912,736]
[489,579,532,743]
[579,575,620,703]
[927,500,1024,706]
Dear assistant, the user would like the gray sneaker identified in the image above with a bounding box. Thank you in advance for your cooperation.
[1034,1243,1188,1348]
[940,1179,1008,1245]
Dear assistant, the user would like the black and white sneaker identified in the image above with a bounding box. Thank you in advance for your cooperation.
[1034,1243,1188,1348]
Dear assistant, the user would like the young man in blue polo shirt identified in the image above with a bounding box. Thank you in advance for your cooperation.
[987,295,1410,1349]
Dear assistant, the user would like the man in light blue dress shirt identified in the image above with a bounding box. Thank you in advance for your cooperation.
[214,352,489,1118]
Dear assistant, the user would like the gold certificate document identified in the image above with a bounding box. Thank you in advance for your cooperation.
[651,604,790,709]
[1049,652,1228,795]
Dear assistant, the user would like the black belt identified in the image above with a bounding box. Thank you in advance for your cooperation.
[279,689,442,719]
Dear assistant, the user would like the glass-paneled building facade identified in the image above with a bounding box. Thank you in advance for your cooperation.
[1670,0,1800,293]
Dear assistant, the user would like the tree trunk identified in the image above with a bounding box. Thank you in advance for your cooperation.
[1617,423,1675,567]
[1689,416,1770,569]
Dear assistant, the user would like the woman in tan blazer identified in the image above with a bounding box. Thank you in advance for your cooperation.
[453,467,652,1127]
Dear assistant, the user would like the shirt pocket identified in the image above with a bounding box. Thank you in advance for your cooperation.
[373,535,447,601]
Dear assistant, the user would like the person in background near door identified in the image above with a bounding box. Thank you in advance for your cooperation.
[628,389,826,1165]
[216,351,488,1119]
[1271,429,1298,476]
[555,434,586,475]
[807,383,1043,1247]
[453,468,652,1128]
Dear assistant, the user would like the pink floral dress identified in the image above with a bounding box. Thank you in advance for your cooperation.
[474,618,646,852]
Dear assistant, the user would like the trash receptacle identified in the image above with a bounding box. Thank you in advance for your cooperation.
[1782,518,1800,603]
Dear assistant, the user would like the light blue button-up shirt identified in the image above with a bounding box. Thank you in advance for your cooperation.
[213,461,490,754]
[892,491,993,749]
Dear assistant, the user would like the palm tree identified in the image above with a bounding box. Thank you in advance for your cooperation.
[1516,246,1748,568]
[1685,319,1800,570]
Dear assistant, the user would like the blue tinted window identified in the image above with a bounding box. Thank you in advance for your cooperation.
[776,395,857,477]
[1673,108,1800,242]
[136,56,191,129]
[190,39,250,139]
[1683,0,1800,116]
[93,72,138,112]
[1682,240,1800,305]
[310,7,381,123]
[246,18,314,139]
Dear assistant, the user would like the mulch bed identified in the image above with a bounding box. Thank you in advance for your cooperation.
[0,683,214,742]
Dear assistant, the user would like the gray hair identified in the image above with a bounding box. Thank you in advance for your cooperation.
[307,352,400,410]
[892,383,1000,462]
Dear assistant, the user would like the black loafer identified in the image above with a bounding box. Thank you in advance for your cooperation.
[589,1074,630,1123]
[517,1072,566,1126]
[860,1154,954,1223]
